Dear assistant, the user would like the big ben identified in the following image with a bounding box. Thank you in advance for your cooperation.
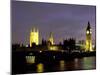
[85,21,93,52]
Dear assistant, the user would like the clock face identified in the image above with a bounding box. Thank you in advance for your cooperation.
[86,30,92,34]
[86,31,89,34]
[90,29,92,34]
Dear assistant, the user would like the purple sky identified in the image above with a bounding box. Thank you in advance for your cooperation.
[12,1,96,45]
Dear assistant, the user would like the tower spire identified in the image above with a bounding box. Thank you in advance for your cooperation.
[87,21,91,30]
[30,27,39,47]
[48,32,54,45]
[85,21,92,52]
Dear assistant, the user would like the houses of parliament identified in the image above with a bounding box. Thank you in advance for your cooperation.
[29,22,94,52]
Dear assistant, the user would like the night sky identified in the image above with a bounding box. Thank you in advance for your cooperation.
[12,1,96,45]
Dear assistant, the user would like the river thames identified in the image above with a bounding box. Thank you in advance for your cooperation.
[12,56,96,74]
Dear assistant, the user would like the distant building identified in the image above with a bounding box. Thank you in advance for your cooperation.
[48,32,54,45]
[30,28,39,47]
[85,22,93,51]
[76,40,85,50]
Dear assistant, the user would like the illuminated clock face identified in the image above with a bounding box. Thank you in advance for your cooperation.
[86,30,92,34]
[86,31,89,34]
[90,29,92,34]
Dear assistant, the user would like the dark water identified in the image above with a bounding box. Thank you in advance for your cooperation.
[16,56,95,74]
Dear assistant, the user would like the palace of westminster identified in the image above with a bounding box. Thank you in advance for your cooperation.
[29,22,95,52]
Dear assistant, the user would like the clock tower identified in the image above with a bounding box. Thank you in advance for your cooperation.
[85,21,93,52]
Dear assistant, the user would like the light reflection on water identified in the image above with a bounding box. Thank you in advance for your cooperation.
[30,57,95,73]
[36,63,44,73]
[74,58,80,69]
[82,57,96,69]
[59,60,65,71]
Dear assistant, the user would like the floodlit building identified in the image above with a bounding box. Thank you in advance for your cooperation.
[48,32,54,45]
[85,22,93,52]
[30,28,39,47]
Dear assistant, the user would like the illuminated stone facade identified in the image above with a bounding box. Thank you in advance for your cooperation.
[85,22,93,52]
[30,28,39,47]
[48,32,54,45]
